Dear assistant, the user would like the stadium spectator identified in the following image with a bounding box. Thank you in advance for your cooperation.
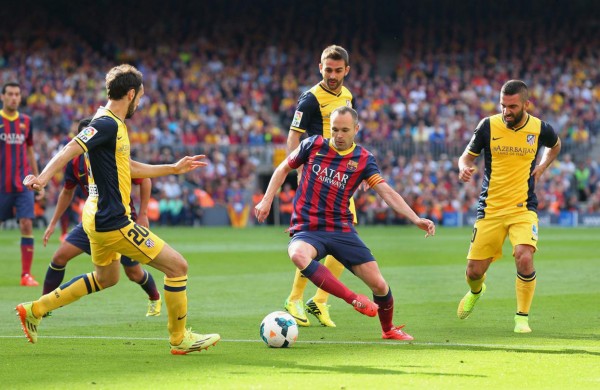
[278,183,295,226]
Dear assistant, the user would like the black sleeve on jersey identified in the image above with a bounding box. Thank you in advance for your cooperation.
[539,121,559,148]
[76,116,118,152]
[292,91,319,131]
[351,96,356,108]
[467,118,490,155]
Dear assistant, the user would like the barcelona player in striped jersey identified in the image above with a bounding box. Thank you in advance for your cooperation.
[0,82,42,287]
[457,80,561,333]
[284,45,356,328]
[256,106,436,340]
[41,118,161,317]
[17,64,219,354]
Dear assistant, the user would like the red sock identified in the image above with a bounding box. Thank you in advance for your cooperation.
[300,260,356,304]
[21,236,34,276]
[374,287,394,332]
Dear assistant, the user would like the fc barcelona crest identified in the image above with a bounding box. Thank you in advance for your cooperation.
[526,134,535,146]
[346,160,358,171]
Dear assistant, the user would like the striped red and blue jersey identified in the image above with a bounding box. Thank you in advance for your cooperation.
[63,154,141,221]
[0,111,33,192]
[287,135,384,233]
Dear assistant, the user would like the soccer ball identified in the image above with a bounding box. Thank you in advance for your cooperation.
[260,311,298,348]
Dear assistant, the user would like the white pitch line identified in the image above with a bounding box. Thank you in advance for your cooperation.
[2,335,599,352]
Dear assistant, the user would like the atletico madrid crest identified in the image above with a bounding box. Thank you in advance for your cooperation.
[527,134,535,146]
[145,239,155,248]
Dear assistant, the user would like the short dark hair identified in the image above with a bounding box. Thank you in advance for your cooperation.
[2,82,21,94]
[501,80,528,101]
[105,64,143,100]
[78,117,93,132]
[331,106,358,126]
[321,45,349,66]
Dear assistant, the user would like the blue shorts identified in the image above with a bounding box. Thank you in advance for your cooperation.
[0,191,34,221]
[66,223,140,267]
[289,231,375,269]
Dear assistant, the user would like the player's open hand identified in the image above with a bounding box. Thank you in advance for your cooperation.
[254,199,272,223]
[173,155,208,174]
[458,166,476,183]
[416,218,436,238]
[23,175,45,191]
[43,222,56,247]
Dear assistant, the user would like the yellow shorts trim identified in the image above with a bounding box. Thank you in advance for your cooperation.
[84,220,165,266]
[467,211,538,261]
[349,197,358,224]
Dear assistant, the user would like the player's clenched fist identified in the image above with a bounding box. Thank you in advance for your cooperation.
[23,174,45,191]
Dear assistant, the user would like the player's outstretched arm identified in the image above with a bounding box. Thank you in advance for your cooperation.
[43,187,76,246]
[23,140,84,192]
[372,182,436,238]
[255,159,294,223]
[130,155,207,179]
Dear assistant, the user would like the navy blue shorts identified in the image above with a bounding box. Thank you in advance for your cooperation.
[289,231,375,269]
[66,223,139,266]
[0,191,34,221]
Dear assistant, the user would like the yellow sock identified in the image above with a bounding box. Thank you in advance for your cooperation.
[313,255,345,303]
[288,268,309,301]
[466,273,486,294]
[164,275,188,345]
[516,272,536,314]
[32,273,102,318]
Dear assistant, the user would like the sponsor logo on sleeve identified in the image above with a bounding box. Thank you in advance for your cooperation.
[291,111,303,127]
[77,127,98,143]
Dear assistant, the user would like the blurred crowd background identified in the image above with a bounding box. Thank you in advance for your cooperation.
[1,0,599,228]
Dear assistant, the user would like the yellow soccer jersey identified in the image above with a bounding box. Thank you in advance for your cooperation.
[290,83,355,138]
[74,107,132,232]
[467,113,559,218]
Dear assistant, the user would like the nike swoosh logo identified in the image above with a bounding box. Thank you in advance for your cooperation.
[316,153,327,156]
[177,314,187,320]
[117,136,123,140]
[320,103,330,108]
[492,137,503,141]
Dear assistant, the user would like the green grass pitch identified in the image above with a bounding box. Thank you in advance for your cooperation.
[1,226,598,389]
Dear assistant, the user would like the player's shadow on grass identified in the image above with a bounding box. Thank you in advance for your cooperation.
[232,359,485,377]
[411,345,600,357]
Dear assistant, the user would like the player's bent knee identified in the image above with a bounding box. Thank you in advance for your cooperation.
[51,256,69,266]
[172,254,188,275]
[289,251,311,269]
[370,280,388,296]
[95,274,119,288]
[466,259,490,280]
